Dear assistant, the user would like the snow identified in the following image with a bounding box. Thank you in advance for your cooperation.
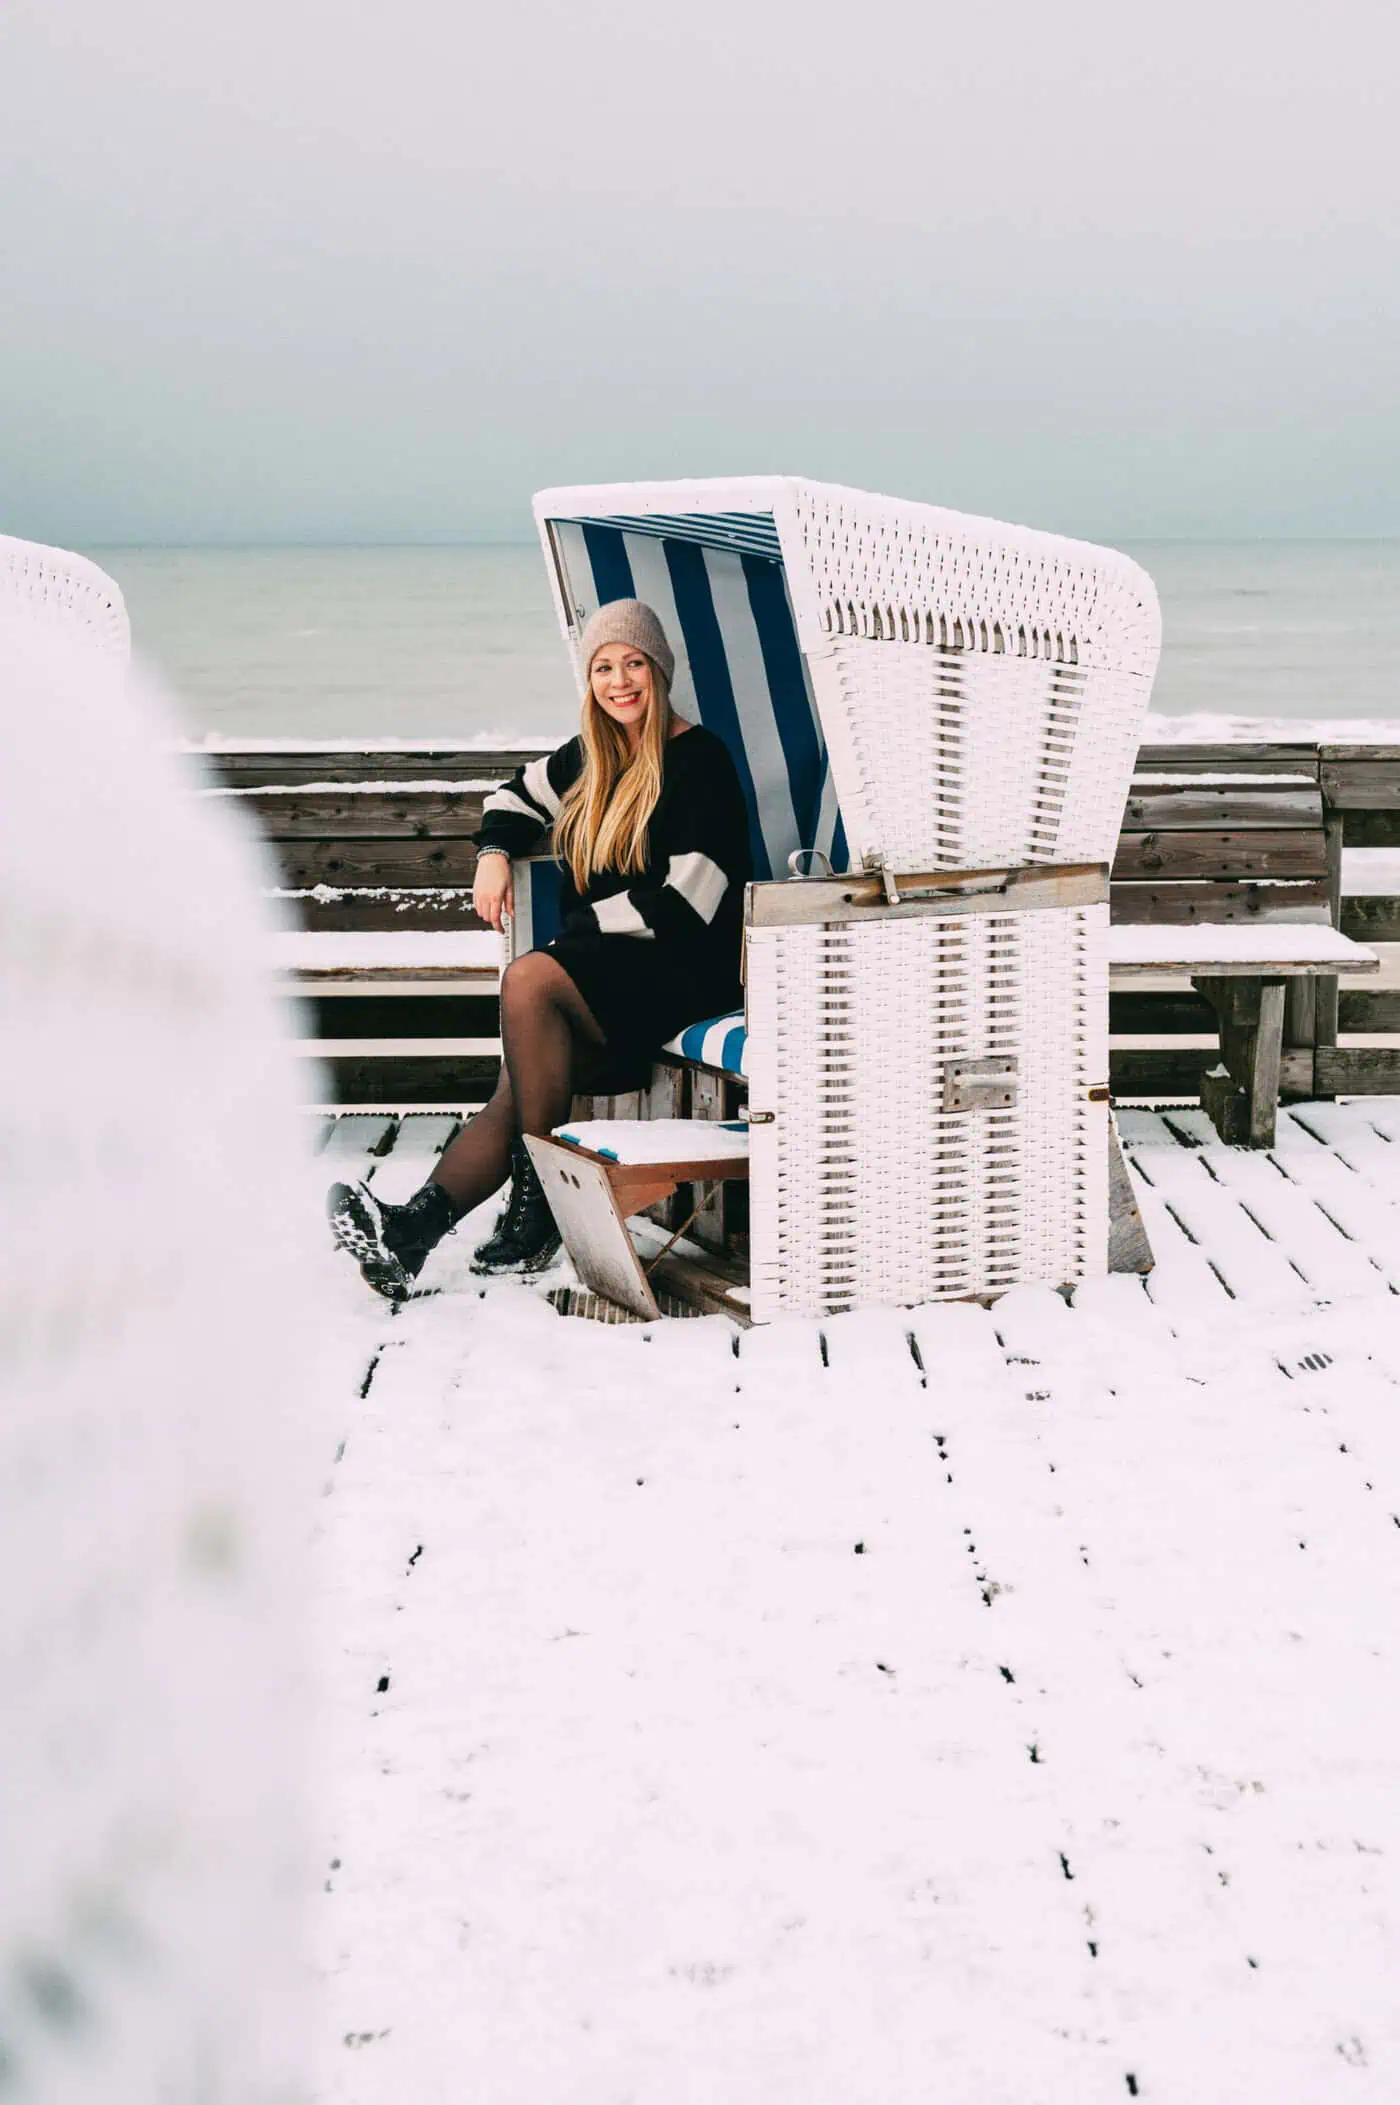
[271,929,502,975]
[185,733,561,753]
[310,1098,1400,2104]
[1143,712,1400,748]
[1108,924,1375,967]
[212,779,500,795]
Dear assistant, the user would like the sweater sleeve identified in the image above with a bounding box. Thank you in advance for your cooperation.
[575,739,750,944]
[473,739,582,859]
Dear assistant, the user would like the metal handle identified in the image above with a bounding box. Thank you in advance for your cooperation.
[787,848,835,879]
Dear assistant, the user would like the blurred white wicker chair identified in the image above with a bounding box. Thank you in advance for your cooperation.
[0,531,131,662]
[525,479,1162,1321]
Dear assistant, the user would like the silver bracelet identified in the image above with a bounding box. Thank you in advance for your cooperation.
[475,846,511,862]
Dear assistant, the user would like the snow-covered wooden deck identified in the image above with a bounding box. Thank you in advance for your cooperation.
[312,1100,1400,2104]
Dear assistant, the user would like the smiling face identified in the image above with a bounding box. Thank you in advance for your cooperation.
[589,642,655,737]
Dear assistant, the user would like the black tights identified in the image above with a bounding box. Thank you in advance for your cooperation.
[429,952,608,1215]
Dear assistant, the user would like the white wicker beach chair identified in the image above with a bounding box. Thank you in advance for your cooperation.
[0,532,131,662]
[529,478,1162,1319]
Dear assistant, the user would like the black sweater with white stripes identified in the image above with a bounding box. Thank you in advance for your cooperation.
[474,725,752,992]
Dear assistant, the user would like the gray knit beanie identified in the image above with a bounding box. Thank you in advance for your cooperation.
[578,599,676,688]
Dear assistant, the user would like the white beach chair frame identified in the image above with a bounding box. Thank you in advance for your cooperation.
[0,535,131,663]
[526,477,1161,1316]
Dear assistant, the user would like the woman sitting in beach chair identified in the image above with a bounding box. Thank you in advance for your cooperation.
[327,600,752,1299]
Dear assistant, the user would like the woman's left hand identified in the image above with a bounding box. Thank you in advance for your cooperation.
[473,853,514,932]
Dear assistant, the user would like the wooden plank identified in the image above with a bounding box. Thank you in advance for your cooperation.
[1341,899,1400,944]
[1110,992,1216,1034]
[1200,1065,1250,1146]
[690,1070,728,1251]
[643,1065,688,1230]
[282,890,484,932]
[1110,1047,1219,1095]
[1284,974,1316,1056]
[1112,830,1327,881]
[1248,979,1285,1146]
[202,748,545,789]
[1108,1121,1153,1274]
[268,837,479,889]
[648,1247,753,1326]
[1110,880,1331,927]
[319,1054,499,1104]
[1315,1046,1400,1095]
[320,1111,398,1159]
[1315,811,1345,1072]
[1133,744,1318,777]
[237,790,486,839]
[1339,989,1400,1031]
[1121,787,1322,829]
[748,861,1106,929]
[524,1139,660,1322]
[1338,808,1400,847]
[1320,756,1400,809]
[298,994,499,1038]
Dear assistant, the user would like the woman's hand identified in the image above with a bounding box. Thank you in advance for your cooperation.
[472,852,514,933]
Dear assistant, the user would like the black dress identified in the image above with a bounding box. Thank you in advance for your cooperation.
[473,726,753,1090]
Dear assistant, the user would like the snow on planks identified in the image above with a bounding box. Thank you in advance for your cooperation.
[311,1100,1400,2105]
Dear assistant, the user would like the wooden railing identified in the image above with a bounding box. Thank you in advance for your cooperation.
[203,740,1400,1107]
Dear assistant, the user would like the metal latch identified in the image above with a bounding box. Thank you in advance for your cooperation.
[743,1109,776,1125]
[943,1056,1019,1111]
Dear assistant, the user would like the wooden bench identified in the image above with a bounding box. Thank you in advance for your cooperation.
[214,738,1395,1161]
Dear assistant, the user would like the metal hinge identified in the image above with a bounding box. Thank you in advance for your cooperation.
[943,1056,1019,1112]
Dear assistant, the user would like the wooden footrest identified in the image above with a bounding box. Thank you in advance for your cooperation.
[525,1131,750,1322]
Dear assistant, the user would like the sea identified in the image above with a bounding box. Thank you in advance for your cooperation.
[91,541,1400,749]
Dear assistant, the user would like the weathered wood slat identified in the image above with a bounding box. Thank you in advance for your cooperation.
[1109,1047,1218,1094]
[269,838,480,888]
[1109,992,1217,1034]
[1110,1046,1314,1098]
[1122,788,1322,829]
[238,791,486,840]
[319,1054,500,1104]
[1314,1046,1400,1094]
[297,994,501,1038]
[1339,809,1400,847]
[279,890,485,933]
[203,749,540,789]
[1110,880,1331,926]
[1341,898,1400,943]
[1133,744,1319,777]
[1320,757,1400,809]
[1112,830,1327,881]
[1339,990,1400,1031]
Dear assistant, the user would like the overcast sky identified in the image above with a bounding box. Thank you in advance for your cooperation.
[2,0,1397,545]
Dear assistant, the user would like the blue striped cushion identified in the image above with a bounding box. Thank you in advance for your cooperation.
[550,517,847,882]
[661,1010,747,1078]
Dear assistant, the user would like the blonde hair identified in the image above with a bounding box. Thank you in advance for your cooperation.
[554,656,672,889]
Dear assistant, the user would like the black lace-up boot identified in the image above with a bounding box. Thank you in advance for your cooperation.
[470,1138,562,1276]
[327,1177,460,1301]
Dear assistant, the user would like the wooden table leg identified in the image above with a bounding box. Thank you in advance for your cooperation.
[1246,979,1285,1147]
[1195,975,1286,1147]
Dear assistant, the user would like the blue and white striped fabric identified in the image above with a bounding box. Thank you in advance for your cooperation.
[548,514,847,883]
[660,1010,748,1078]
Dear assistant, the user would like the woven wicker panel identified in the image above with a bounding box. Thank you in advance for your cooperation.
[785,484,1159,873]
[745,905,1108,1318]
[811,640,1149,873]
[0,533,131,662]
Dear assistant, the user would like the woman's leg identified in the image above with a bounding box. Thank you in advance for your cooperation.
[429,1064,517,1213]
[497,950,607,1136]
[429,952,607,1210]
